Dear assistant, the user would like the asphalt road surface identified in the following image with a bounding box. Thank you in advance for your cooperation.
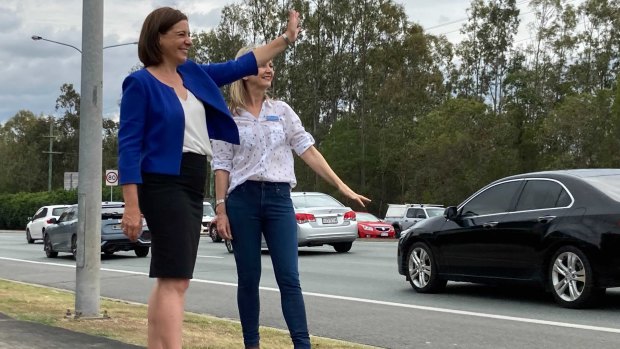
[1,230,620,348]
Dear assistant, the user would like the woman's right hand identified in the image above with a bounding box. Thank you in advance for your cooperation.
[216,212,233,240]
[121,204,143,242]
[285,9,302,43]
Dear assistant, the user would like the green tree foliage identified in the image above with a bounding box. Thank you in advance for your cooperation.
[1,0,619,219]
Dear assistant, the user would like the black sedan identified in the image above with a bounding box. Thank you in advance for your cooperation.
[44,202,151,258]
[397,169,620,308]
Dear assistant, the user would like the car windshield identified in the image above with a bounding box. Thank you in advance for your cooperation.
[292,194,343,208]
[203,204,215,216]
[582,175,620,202]
[52,207,67,216]
[356,212,380,222]
[426,208,444,217]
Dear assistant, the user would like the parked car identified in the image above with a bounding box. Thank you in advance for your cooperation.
[355,212,395,238]
[44,202,151,258]
[291,192,357,252]
[25,205,70,243]
[202,202,217,238]
[397,169,620,308]
[384,203,444,237]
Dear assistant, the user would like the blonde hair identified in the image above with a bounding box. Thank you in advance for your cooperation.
[228,45,271,115]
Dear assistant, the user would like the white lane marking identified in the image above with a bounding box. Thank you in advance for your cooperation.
[196,255,224,259]
[2,256,620,334]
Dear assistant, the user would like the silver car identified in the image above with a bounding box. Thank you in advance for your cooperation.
[291,191,357,252]
[219,192,358,253]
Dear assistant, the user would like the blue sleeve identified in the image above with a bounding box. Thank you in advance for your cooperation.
[118,75,146,185]
[199,51,258,87]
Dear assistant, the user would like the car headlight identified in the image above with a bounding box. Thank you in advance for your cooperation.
[361,225,373,231]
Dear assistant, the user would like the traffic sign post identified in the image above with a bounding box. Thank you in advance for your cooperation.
[105,170,118,202]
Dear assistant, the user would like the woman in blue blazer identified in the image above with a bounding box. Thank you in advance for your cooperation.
[118,7,301,348]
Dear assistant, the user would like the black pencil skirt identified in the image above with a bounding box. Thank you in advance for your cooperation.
[138,152,207,279]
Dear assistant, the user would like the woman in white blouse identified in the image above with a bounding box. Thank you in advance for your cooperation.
[211,45,370,349]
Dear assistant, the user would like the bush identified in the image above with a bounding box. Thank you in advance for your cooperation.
[0,190,78,230]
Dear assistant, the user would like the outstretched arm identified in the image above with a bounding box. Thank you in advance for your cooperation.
[299,146,371,207]
[253,10,301,66]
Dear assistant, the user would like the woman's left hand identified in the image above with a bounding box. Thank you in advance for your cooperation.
[339,186,371,208]
[285,10,302,43]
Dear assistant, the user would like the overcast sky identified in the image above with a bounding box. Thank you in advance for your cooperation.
[0,0,537,124]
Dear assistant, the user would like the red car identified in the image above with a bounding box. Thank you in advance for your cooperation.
[356,212,395,238]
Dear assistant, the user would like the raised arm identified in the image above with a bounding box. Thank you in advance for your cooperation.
[253,9,301,66]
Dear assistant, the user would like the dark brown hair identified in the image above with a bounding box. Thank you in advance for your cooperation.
[138,7,188,67]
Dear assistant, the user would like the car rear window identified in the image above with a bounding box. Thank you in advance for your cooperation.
[426,208,444,217]
[385,206,406,217]
[582,175,620,202]
[102,205,124,215]
[292,194,344,208]
[52,207,67,216]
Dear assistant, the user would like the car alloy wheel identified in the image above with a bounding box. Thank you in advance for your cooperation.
[210,225,222,243]
[44,234,58,258]
[26,229,34,244]
[407,242,446,293]
[409,246,431,289]
[549,246,603,308]
[225,239,233,253]
[71,235,77,259]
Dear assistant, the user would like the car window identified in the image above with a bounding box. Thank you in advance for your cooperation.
[461,181,522,217]
[426,208,444,217]
[292,194,344,208]
[203,204,215,216]
[515,180,568,211]
[57,209,71,222]
[556,189,571,207]
[35,208,47,219]
[406,208,417,218]
[413,209,426,218]
[52,207,67,216]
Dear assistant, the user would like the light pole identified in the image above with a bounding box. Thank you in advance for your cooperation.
[32,25,136,317]
[31,35,137,192]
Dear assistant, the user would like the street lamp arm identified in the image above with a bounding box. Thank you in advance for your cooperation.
[103,42,138,50]
[31,35,82,53]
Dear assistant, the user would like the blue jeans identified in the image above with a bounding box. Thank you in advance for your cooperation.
[227,181,310,348]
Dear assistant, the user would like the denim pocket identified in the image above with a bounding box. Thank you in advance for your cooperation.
[275,184,291,199]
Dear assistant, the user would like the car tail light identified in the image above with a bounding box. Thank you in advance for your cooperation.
[46,218,54,224]
[296,213,316,224]
[344,211,356,221]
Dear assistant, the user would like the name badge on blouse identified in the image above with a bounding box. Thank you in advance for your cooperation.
[266,115,280,122]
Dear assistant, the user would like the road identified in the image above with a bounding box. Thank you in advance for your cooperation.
[1,230,620,348]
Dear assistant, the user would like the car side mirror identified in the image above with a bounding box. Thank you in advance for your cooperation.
[48,218,58,224]
[27,216,32,221]
[444,206,458,220]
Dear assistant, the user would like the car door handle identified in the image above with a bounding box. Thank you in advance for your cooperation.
[482,221,499,229]
[537,215,556,223]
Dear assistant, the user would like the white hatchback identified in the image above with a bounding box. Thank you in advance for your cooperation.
[25,205,70,243]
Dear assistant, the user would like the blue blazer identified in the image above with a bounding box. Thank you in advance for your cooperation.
[118,53,258,185]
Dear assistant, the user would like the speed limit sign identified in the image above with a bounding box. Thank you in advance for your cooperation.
[105,170,119,187]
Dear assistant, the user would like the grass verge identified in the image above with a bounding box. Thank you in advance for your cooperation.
[0,278,376,349]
